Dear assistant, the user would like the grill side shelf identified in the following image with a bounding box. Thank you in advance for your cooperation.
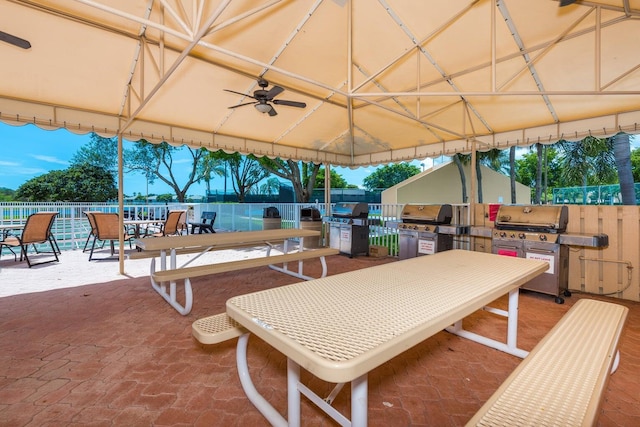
[557,233,608,248]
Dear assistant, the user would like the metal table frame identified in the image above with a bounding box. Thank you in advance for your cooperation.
[226,250,548,426]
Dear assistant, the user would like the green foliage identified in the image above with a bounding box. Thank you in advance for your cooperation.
[314,167,348,188]
[631,147,640,182]
[258,177,281,196]
[362,163,421,190]
[125,139,211,202]
[515,147,562,202]
[258,158,321,202]
[156,194,174,202]
[0,187,16,202]
[70,133,118,176]
[213,152,269,202]
[15,164,117,202]
[558,136,617,186]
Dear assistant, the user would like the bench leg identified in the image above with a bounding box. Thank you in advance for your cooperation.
[268,256,329,281]
[611,349,621,373]
[149,254,194,316]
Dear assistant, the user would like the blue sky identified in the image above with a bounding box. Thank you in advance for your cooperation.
[5,122,633,198]
[0,122,405,197]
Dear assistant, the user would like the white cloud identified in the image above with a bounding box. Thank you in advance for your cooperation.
[30,154,69,165]
[173,158,192,164]
[0,160,20,167]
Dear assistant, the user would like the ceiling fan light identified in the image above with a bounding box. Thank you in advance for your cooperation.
[255,103,272,113]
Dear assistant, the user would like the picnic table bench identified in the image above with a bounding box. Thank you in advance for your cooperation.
[467,298,628,427]
[133,228,339,315]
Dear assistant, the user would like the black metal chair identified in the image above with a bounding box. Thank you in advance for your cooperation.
[0,212,60,267]
[190,211,217,234]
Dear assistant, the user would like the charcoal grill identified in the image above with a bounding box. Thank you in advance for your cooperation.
[486,205,608,304]
[323,202,371,257]
[396,204,455,260]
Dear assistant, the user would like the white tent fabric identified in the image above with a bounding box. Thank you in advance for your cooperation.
[1,0,639,167]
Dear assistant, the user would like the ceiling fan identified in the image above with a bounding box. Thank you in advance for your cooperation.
[0,30,31,49]
[225,78,306,116]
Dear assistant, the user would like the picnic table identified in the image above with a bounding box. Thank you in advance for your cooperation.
[224,249,548,426]
[133,228,339,315]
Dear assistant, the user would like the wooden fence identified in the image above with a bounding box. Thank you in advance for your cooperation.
[472,204,640,303]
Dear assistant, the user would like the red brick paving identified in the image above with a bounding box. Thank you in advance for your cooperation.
[1,254,639,426]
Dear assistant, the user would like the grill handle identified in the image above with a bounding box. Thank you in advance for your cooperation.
[526,248,556,255]
[496,221,558,229]
[493,244,521,250]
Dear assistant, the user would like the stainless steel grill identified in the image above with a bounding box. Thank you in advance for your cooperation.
[396,204,455,260]
[474,205,608,304]
[323,202,372,257]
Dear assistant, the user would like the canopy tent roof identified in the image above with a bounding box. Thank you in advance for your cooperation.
[1,0,639,167]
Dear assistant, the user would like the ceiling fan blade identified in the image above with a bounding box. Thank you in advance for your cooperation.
[0,30,31,49]
[228,101,258,109]
[266,85,284,99]
[273,99,306,108]
[224,88,258,100]
[268,105,278,116]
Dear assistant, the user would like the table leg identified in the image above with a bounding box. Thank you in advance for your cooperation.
[506,287,519,351]
[236,334,287,427]
[287,359,301,427]
[351,374,368,426]
[445,289,528,358]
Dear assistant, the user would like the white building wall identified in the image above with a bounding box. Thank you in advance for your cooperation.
[382,163,531,205]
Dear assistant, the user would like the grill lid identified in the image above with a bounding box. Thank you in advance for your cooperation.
[401,204,452,224]
[495,205,568,232]
[332,202,369,218]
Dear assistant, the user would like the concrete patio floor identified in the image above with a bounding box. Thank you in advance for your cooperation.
[0,248,639,426]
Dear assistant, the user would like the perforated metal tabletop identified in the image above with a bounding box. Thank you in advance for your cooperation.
[227,249,548,384]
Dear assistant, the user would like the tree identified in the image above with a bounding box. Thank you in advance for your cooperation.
[509,146,517,203]
[125,140,211,202]
[259,177,281,196]
[535,143,544,204]
[452,154,469,203]
[314,167,348,188]
[612,133,636,205]
[515,147,562,202]
[198,152,226,195]
[0,187,15,202]
[213,152,269,202]
[70,133,118,176]
[630,147,640,182]
[15,164,117,202]
[558,136,617,203]
[476,149,508,203]
[258,158,321,203]
[362,163,420,191]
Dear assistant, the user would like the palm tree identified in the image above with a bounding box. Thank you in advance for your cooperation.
[612,133,636,205]
[198,153,226,196]
[558,136,616,204]
[259,177,281,196]
[453,154,469,203]
[509,146,516,203]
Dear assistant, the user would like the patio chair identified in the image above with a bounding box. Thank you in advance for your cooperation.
[148,210,185,237]
[177,210,188,235]
[0,212,60,268]
[87,212,135,261]
[190,211,217,234]
[82,211,104,252]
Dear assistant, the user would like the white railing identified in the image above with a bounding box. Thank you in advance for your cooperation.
[0,202,471,257]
